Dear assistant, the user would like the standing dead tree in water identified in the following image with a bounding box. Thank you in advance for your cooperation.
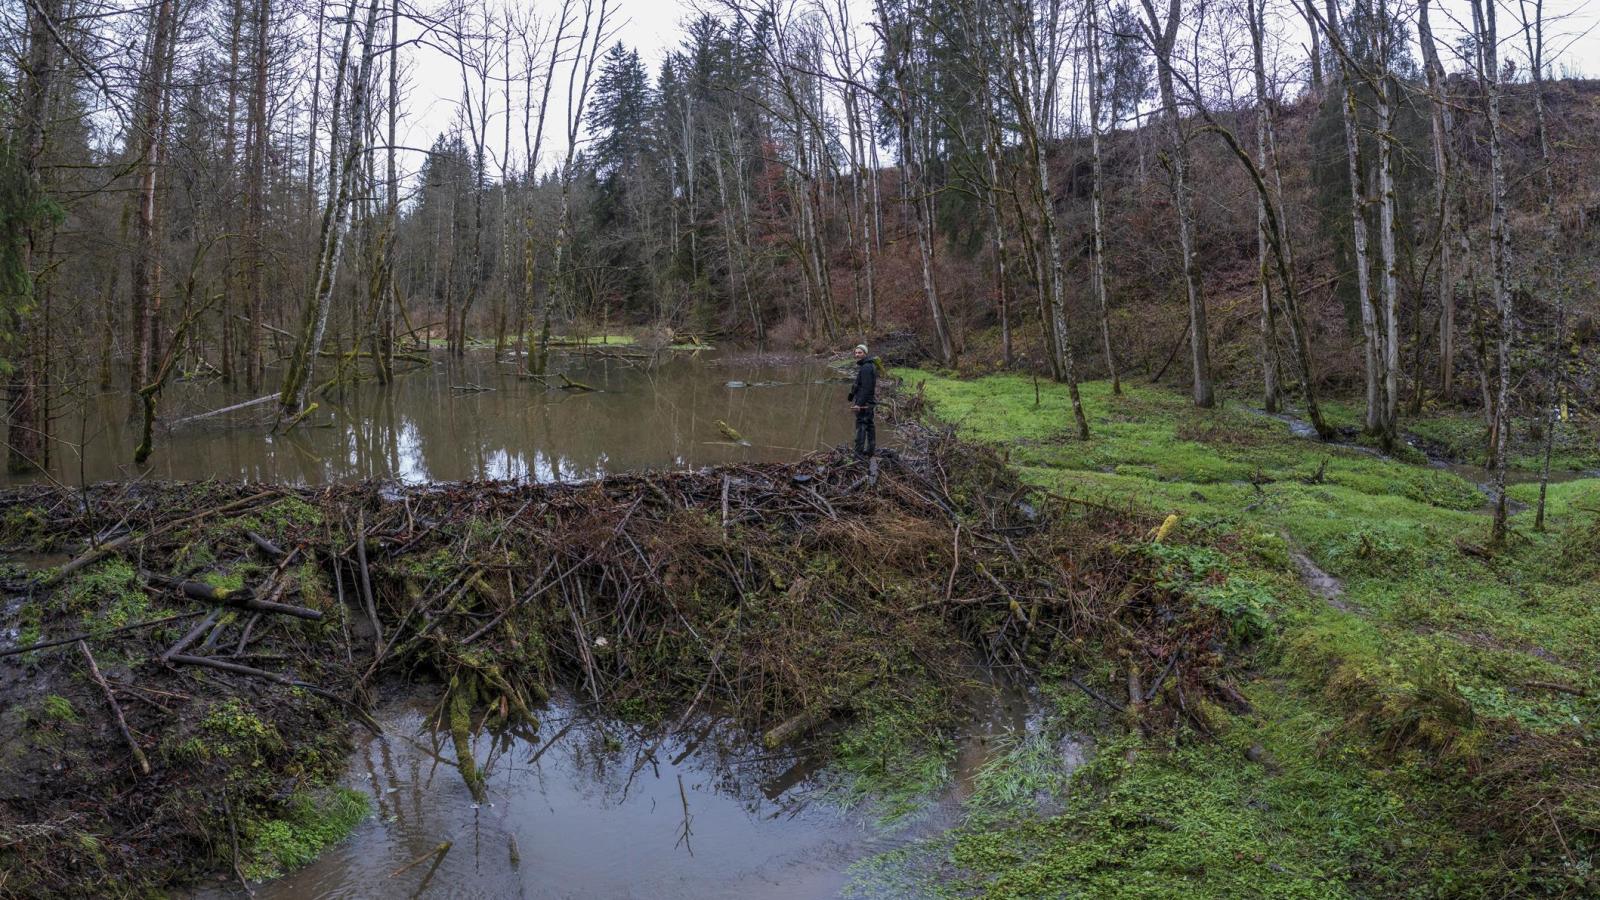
[277,0,385,426]
[128,0,182,406]
[134,240,223,464]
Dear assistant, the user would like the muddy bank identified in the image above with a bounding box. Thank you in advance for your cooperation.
[0,427,1236,896]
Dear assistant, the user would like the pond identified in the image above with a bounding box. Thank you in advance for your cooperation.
[5,348,860,486]
[190,681,1070,900]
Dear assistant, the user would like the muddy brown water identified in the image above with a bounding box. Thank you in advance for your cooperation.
[3,348,860,486]
[188,682,1067,899]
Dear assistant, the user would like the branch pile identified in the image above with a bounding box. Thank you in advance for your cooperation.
[0,426,1243,894]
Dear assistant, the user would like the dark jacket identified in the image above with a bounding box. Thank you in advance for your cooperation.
[848,357,878,407]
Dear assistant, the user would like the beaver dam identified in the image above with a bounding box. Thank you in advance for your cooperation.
[0,421,1250,896]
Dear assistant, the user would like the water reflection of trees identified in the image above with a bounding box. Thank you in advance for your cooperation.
[8,352,852,486]
[311,352,848,483]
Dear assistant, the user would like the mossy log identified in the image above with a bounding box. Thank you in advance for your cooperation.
[145,572,324,620]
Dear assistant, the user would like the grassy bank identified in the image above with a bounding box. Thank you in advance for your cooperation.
[892,372,1599,896]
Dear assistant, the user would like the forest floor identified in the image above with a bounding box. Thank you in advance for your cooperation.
[857,372,1600,897]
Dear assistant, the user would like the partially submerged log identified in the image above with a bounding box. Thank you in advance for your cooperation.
[166,394,277,429]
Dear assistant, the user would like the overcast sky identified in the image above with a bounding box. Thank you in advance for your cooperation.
[391,0,1600,186]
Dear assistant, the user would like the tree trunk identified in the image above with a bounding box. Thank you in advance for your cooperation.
[1470,0,1515,546]
[243,0,271,391]
[1141,0,1212,407]
[278,0,383,421]
[1418,0,1456,397]
[5,0,60,474]
[1087,1,1118,393]
[129,0,180,400]
[1375,65,1401,448]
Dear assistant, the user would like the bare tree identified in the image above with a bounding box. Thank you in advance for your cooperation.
[128,0,181,398]
[516,0,572,369]
[1513,0,1562,530]
[1466,0,1515,545]
[537,0,611,372]
[277,0,385,424]
[1417,0,1456,398]
[874,0,957,368]
[1086,0,1119,394]
[1139,0,1212,408]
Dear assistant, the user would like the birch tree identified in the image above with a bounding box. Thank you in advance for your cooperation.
[277,0,385,423]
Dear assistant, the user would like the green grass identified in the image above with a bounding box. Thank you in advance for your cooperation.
[245,787,370,881]
[1408,409,1600,473]
[942,687,1443,899]
[900,372,1600,894]
[64,558,150,637]
[830,685,957,826]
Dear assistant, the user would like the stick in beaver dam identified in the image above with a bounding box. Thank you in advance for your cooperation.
[144,572,324,620]
[355,512,383,654]
[44,490,281,587]
[167,654,383,736]
[0,611,205,659]
[78,640,152,776]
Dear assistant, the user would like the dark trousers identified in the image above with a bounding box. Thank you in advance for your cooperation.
[854,407,876,456]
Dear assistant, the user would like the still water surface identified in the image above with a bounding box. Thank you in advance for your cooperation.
[193,683,1061,899]
[7,349,857,486]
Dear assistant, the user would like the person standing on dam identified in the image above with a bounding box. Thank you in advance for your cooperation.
[847,343,878,458]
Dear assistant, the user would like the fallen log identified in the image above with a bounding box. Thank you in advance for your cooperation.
[762,676,873,749]
[233,314,295,341]
[144,573,324,621]
[166,394,277,429]
[162,609,223,662]
[246,530,285,559]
